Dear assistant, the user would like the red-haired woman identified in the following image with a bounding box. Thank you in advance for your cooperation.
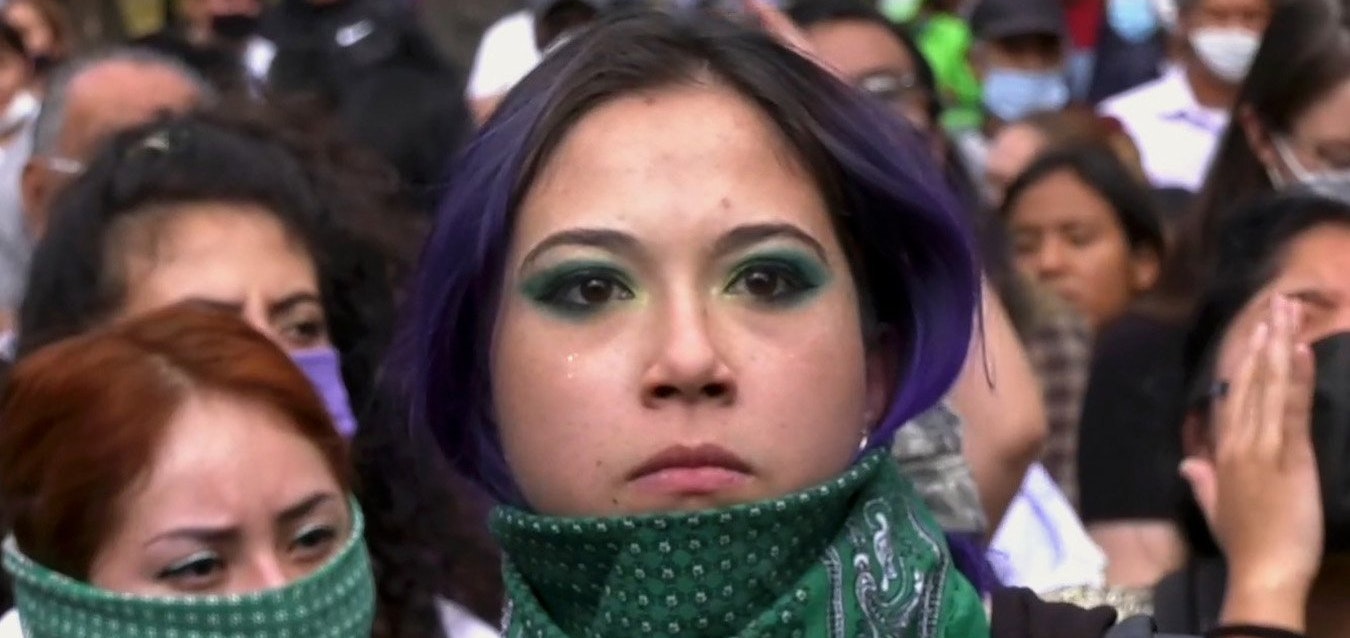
[0,304,375,637]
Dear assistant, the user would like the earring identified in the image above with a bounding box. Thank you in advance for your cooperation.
[858,430,871,452]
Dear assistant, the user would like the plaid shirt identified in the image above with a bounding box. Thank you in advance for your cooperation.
[1023,293,1093,510]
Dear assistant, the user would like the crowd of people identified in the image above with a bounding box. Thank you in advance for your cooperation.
[0,0,1337,636]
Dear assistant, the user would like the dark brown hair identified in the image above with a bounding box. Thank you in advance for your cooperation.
[0,304,351,579]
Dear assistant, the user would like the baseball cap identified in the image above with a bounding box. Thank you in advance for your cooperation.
[967,0,1068,41]
[529,0,612,17]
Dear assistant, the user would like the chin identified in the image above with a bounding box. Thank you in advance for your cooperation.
[612,482,766,516]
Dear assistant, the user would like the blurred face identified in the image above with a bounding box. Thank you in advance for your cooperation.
[985,123,1047,203]
[3,1,55,58]
[1200,223,1350,453]
[22,62,202,239]
[88,393,350,595]
[1250,78,1350,182]
[117,204,331,352]
[804,19,933,133]
[205,0,262,17]
[1180,0,1272,33]
[976,33,1065,76]
[178,0,211,28]
[1008,169,1159,328]
[491,83,889,517]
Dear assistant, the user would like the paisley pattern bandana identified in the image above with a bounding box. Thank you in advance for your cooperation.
[492,451,989,637]
[4,500,376,638]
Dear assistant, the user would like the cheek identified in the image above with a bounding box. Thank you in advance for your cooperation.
[1081,237,1138,288]
[727,292,872,486]
[87,534,157,595]
[488,302,640,503]
[1011,250,1038,278]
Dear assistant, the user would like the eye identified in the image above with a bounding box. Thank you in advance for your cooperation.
[725,260,819,305]
[1064,227,1098,248]
[290,524,340,561]
[1011,235,1038,256]
[532,269,636,315]
[156,552,225,591]
[284,319,328,343]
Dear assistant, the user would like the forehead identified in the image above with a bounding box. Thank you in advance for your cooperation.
[514,82,842,256]
[1271,223,1350,290]
[1009,169,1114,220]
[1290,78,1350,142]
[123,393,340,525]
[118,205,318,309]
[62,62,201,159]
[1216,223,1350,370]
[806,19,915,79]
[1186,0,1269,14]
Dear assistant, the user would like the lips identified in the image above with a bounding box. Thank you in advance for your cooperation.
[627,444,753,496]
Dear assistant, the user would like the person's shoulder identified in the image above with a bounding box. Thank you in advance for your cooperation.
[436,599,499,638]
[1098,72,1179,117]
[0,608,23,638]
[991,587,1197,638]
[483,10,535,42]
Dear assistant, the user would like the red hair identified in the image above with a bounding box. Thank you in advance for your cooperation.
[0,303,351,579]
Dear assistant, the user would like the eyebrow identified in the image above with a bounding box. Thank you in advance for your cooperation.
[276,493,337,527]
[519,228,641,272]
[266,293,323,321]
[177,292,323,322]
[143,493,339,547]
[712,223,830,264]
[1285,287,1339,307]
[519,222,830,272]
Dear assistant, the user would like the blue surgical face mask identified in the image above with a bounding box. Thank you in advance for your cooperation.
[981,69,1070,123]
[1107,0,1160,43]
[292,347,358,438]
[879,0,923,23]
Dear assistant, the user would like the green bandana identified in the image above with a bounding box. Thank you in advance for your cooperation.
[4,500,376,638]
[492,451,989,638]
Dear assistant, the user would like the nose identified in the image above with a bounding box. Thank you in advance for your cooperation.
[641,296,736,407]
[239,554,290,593]
[1033,239,1070,280]
[240,298,289,351]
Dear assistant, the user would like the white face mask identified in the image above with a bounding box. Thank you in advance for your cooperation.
[1189,27,1261,84]
[1151,0,1178,32]
[1271,137,1350,202]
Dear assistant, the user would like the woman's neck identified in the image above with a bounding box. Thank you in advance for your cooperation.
[1184,57,1240,111]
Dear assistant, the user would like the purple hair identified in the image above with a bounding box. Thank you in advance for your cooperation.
[395,9,983,580]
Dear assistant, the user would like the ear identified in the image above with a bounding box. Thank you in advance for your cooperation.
[1180,409,1212,458]
[1238,105,1280,181]
[863,325,901,430]
[20,160,49,240]
[1179,456,1218,534]
[1129,245,1162,293]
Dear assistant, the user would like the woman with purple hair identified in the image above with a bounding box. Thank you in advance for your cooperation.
[396,8,1322,637]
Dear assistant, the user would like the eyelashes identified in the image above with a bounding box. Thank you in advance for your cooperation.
[519,250,830,319]
[521,263,637,318]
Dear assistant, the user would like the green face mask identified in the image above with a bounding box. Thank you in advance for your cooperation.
[3,500,376,638]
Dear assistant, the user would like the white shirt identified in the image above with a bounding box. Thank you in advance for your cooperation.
[1099,65,1230,192]
[988,464,1107,593]
[438,599,499,638]
[0,609,19,638]
[466,11,541,101]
